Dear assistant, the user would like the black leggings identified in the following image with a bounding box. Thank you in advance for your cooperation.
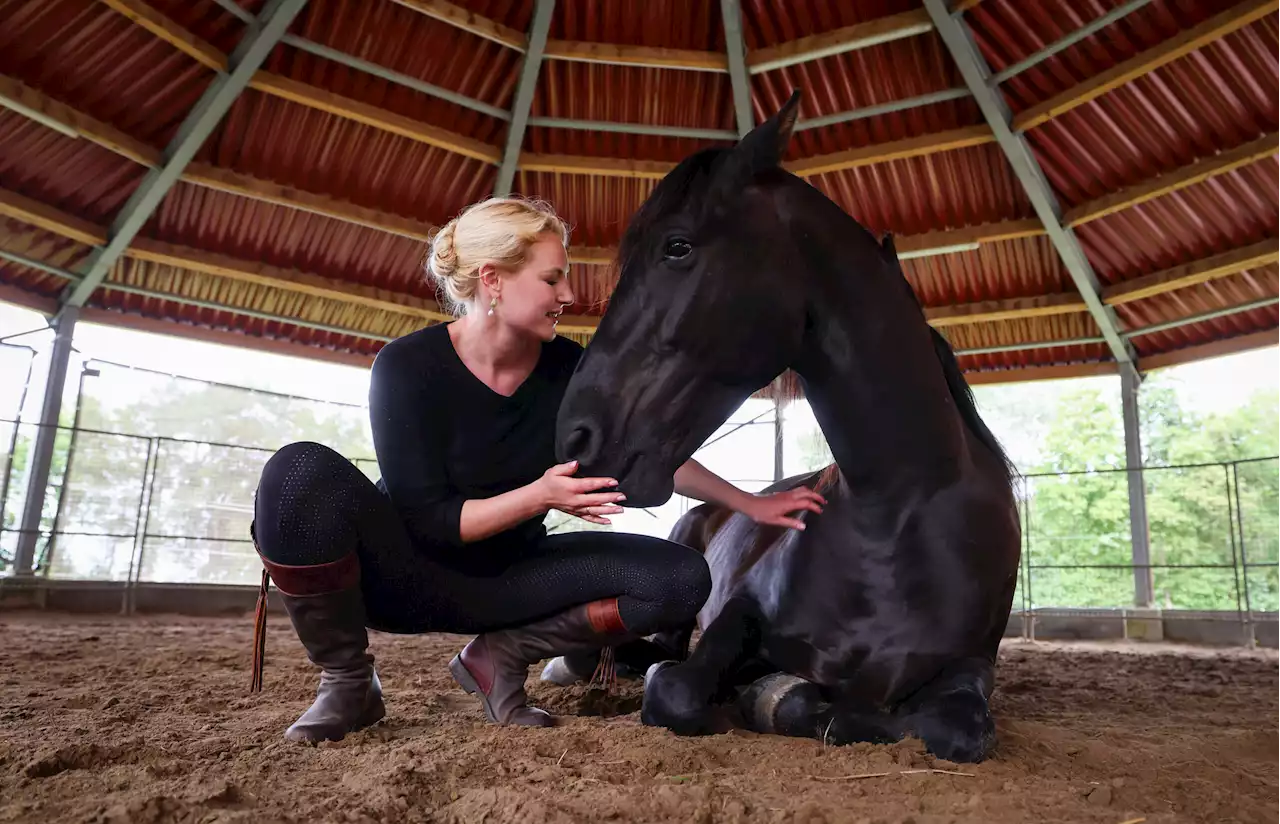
[252,442,711,636]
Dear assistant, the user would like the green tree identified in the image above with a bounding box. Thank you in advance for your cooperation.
[1025,375,1278,611]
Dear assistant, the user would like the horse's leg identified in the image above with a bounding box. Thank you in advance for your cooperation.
[896,657,996,763]
[641,597,763,735]
[738,674,902,745]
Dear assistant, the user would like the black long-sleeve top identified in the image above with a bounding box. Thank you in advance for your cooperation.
[369,322,584,574]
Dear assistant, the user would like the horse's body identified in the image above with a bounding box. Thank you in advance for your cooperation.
[554,92,1021,762]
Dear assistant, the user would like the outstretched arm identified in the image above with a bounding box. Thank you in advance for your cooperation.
[673,458,825,531]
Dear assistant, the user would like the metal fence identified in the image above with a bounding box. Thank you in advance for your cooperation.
[3,411,1276,620]
[1015,457,1278,617]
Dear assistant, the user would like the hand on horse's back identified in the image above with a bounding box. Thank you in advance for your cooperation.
[743,487,826,531]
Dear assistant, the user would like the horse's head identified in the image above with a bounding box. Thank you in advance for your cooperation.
[557,91,808,506]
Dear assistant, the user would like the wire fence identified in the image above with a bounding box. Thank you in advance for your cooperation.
[0,352,1276,618]
[3,414,1275,618]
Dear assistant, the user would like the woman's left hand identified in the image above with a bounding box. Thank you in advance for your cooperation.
[742,487,826,530]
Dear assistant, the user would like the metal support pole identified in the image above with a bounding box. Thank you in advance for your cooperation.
[14,306,78,574]
[493,0,555,196]
[60,0,309,311]
[1121,367,1154,607]
[773,388,785,481]
[720,0,754,136]
[922,0,1138,378]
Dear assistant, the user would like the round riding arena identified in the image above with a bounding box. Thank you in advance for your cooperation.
[0,2,1276,823]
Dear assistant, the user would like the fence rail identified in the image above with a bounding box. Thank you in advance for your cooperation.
[2,417,1276,620]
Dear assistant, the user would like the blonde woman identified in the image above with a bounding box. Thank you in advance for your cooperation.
[250,197,825,742]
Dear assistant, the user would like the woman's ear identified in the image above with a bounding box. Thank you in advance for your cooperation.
[478,263,501,298]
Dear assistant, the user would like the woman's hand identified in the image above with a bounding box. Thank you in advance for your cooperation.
[741,487,826,531]
[537,461,626,525]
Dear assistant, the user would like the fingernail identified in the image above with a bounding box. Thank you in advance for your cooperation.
[617,494,627,501]
[608,479,619,486]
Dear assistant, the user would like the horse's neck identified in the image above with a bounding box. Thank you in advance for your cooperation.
[792,232,970,493]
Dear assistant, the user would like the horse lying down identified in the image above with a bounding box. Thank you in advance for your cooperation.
[547,90,1021,764]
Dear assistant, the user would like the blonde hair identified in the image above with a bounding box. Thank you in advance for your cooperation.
[425,196,570,316]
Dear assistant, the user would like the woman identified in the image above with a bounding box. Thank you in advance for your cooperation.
[250,196,825,742]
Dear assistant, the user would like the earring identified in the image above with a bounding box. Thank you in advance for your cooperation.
[487,296,496,317]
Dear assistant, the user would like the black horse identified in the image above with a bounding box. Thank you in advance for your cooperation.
[554,91,1021,763]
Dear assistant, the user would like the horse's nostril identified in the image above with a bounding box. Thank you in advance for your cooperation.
[564,422,602,466]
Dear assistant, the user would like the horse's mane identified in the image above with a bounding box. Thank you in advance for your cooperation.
[877,237,1016,482]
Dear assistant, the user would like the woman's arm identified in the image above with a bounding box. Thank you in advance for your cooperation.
[457,484,548,543]
[459,461,626,542]
[673,458,825,530]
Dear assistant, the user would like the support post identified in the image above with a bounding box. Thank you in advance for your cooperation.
[14,306,78,575]
[720,0,754,136]
[1121,367,1154,607]
[493,0,555,196]
[773,387,785,481]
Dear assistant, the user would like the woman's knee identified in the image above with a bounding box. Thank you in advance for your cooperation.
[624,536,711,617]
[668,545,712,616]
[254,441,362,565]
[258,441,350,495]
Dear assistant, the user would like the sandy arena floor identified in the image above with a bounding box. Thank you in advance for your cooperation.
[0,611,1275,823]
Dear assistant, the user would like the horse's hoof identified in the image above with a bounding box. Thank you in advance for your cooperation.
[910,690,995,764]
[640,662,722,736]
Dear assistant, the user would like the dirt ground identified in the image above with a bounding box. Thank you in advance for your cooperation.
[0,612,1275,824]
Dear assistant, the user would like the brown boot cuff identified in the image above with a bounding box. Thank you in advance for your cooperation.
[259,552,360,597]
[586,598,628,634]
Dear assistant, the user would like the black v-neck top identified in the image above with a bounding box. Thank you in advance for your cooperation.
[369,322,584,572]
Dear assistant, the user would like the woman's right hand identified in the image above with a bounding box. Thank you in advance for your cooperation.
[536,461,626,525]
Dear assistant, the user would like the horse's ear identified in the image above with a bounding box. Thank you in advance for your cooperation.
[708,89,802,202]
[745,88,801,165]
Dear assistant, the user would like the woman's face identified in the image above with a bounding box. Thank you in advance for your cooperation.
[490,234,575,341]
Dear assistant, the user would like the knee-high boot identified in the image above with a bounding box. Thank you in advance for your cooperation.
[448,598,633,726]
[251,550,385,742]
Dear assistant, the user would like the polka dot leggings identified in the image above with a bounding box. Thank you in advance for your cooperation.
[251,441,711,636]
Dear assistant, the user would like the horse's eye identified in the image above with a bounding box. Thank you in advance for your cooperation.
[663,238,692,260]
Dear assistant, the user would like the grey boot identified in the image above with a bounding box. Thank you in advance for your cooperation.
[279,587,386,742]
[449,598,632,726]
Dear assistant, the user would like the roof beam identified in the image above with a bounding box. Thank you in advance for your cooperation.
[1012,0,1278,132]
[747,9,934,75]
[965,362,1120,384]
[925,292,1088,327]
[493,0,554,196]
[1103,239,1280,306]
[0,82,606,264]
[387,0,525,50]
[0,188,603,333]
[63,0,309,311]
[543,41,727,72]
[1064,133,1279,227]
[99,0,228,71]
[720,0,754,136]
[924,0,1137,373]
[1141,327,1278,371]
[895,218,1044,253]
[786,125,994,176]
[247,72,501,163]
